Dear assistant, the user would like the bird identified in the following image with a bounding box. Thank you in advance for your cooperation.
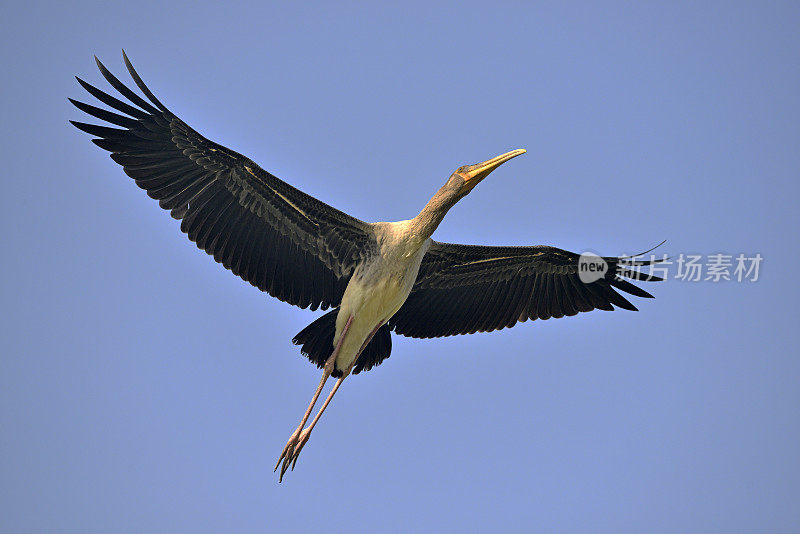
[71,52,663,481]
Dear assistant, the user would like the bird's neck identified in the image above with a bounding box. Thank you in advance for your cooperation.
[408,187,460,244]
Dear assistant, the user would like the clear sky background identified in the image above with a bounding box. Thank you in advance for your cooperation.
[2,2,798,532]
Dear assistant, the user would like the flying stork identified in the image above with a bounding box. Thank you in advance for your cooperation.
[70,52,662,481]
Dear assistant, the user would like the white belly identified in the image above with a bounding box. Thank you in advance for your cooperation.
[333,275,407,370]
[331,232,429,371]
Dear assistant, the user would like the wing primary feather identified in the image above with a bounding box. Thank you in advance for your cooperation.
[617,268,663,282]
[582,282,615,311]
[122,50,169,112]
[609,277,655,299]
[599,283,638,311]
[94,56,161,115]
[69,120,127,138]
[75,76,150,119]
[69,98,139,129]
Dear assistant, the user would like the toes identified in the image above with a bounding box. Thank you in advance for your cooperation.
[274,439,296,472]
[279,458,291,482]
[274,445,290,472]
[289,431,311,471]
[279,451,295,481]
[275,428,311,481]
[274,427,303,474]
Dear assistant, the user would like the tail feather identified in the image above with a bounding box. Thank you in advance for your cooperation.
[292,309,393,376]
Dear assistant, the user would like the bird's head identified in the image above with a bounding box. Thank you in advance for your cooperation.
[446,149,527,196]
[411,148,527,241]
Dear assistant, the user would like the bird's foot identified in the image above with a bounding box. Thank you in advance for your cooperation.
[274,426,311,482]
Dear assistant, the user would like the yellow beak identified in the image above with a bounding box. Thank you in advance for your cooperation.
[458,149,526,189]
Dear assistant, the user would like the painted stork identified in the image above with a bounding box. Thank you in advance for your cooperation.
[70,53,662,481]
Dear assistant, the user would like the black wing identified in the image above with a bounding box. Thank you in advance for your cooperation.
[389,242,662,339]
[71,52,375,311]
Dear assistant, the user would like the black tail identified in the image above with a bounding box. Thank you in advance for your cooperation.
[292,309,393,376]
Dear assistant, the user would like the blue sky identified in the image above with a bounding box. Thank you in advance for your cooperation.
[2,2,799,532]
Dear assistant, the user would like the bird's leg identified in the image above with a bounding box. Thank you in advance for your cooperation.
[283,323,384,475]
[274,315,353,478]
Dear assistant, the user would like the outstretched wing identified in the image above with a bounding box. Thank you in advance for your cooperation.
[389,242,662,339]
[71,52,375,311]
